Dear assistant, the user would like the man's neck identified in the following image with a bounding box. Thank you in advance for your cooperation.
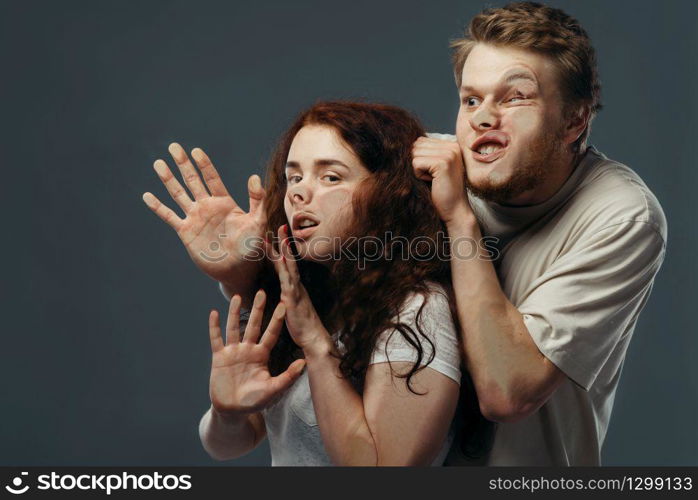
[501,147,586,207]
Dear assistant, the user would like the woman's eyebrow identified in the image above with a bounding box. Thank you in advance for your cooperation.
[314,159,350,170]
[285,159,350,170]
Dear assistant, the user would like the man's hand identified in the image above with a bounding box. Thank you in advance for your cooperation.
[411,136,472,224]
[142,143,266,299]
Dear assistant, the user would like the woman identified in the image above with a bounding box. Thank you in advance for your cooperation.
[143,100,483,465]
[197,101,469,466]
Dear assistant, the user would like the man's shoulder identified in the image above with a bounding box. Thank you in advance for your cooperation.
[566,148,667,243]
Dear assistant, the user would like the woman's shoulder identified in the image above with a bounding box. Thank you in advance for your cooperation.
[372,280,461,383]
[397,281,453,323]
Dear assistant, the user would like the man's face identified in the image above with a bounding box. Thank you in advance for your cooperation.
[456,43,571,205]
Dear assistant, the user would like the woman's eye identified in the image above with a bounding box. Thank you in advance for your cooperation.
[322,174,340,183]
[287,175,302,184]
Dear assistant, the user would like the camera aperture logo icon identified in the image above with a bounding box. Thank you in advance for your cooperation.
[5,472,29,494]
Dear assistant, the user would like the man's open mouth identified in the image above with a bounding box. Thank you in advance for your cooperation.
[471,131,509,163]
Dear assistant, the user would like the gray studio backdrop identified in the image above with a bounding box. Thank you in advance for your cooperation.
[1,0,695,466]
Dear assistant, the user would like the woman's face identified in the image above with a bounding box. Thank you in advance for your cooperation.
[283,124,372,264]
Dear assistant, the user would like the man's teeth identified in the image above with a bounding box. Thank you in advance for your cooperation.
[477,143,504,155]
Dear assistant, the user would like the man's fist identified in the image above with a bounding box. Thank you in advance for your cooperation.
[412,136,471,224]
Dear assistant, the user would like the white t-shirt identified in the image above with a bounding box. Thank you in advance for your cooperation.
[262,283,461,466]
[444,145,667,465]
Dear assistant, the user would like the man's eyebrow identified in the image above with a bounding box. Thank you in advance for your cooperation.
[460,71,538,94]
[285,159,350,169]
[503,70,538,86]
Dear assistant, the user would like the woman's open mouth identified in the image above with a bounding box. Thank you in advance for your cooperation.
[292,223,319,240]
[291,213,320,240]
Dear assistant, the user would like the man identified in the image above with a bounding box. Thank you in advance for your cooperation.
[412,2,666,465]
[143,1,666,466]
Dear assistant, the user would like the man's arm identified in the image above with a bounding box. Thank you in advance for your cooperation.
[412,137,565,423]
[446,209,566,423]
[413,139,666,424]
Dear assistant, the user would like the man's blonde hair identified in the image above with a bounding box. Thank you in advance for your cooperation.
[451,2,602,152]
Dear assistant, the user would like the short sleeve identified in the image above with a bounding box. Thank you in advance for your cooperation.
[219,281,232,301]
[519,220,666,391]
[370,285,461,385]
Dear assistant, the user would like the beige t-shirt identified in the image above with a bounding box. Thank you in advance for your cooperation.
[446,146,667,465]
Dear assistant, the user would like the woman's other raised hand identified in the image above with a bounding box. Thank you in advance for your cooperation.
[207,290,306,416]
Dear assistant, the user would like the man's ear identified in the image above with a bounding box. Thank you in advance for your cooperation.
[564,105,591,146]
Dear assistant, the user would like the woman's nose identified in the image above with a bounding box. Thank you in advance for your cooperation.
[288,182,311,205]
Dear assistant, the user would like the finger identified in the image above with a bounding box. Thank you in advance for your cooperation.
[142,192,184,231]
[275,225,292,288]
[412,137,442,150]
[248,175,266,216]
[208,309,224,352]
[244,289,266,343]
[168,142,210,201]
[264,234,284,275]
[412,147,455,157]
[279,227,299,285]
[412,158,436,182]
[191,147,232,198]
[260,302,286,348]
[225,295,242,345]
[153,159,194,211]
[414,136,458,147]
[269,359,306,394]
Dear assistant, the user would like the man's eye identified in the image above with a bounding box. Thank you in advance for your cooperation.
[464,96,481,107]
[509,93,527,103]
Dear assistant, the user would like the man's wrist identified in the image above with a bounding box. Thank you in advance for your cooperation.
[445,202,479,236]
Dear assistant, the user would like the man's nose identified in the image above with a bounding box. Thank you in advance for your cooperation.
[470,100,500,130]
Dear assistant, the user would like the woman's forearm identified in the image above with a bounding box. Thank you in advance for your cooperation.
[303,337,378,466]
[198,405,264,461]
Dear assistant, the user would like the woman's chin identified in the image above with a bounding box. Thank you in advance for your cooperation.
[293,242,335,266]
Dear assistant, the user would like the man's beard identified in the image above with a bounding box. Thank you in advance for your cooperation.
[465,126,565,205]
